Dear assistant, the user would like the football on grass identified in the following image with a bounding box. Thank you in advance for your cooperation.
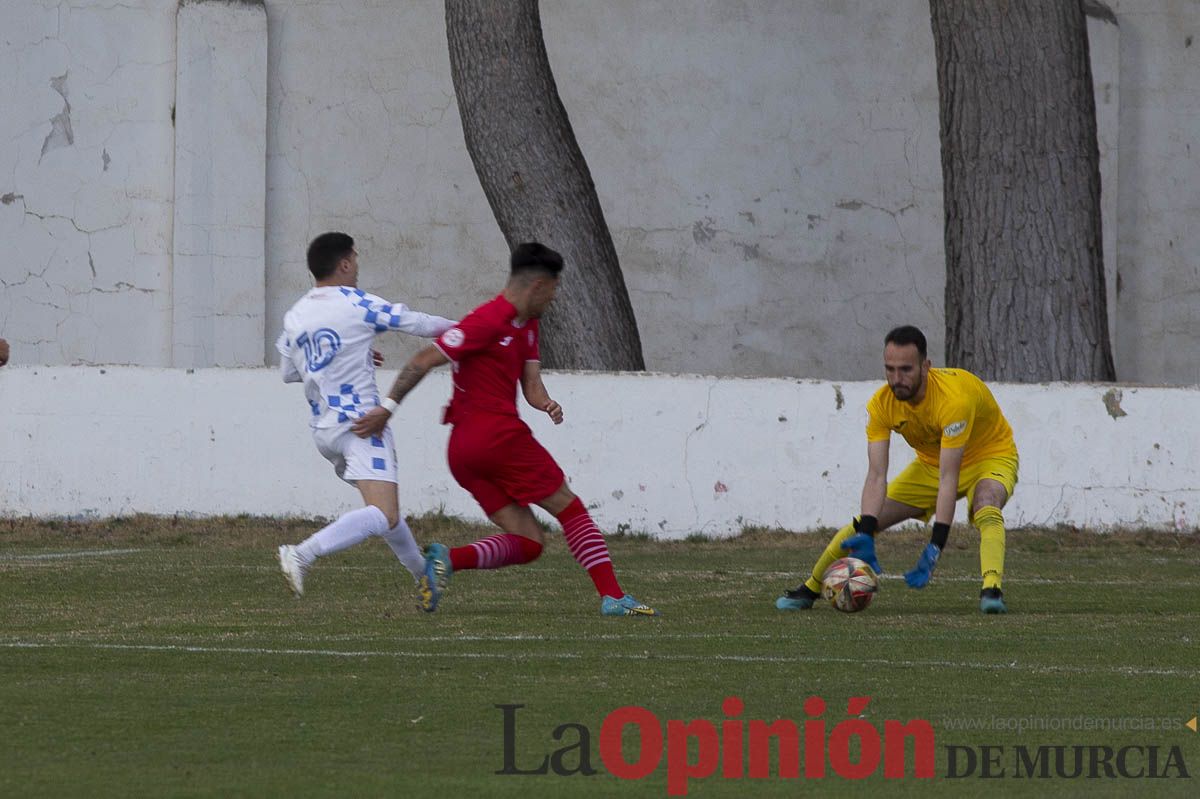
[821,557,879,613]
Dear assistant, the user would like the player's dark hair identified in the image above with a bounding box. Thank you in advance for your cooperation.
[510,242,564,278]
[307,232,355,280]
[885,325,927,359]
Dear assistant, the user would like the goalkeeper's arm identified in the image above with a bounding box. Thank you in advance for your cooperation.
[904,446,963,588]
[858,438,890,533]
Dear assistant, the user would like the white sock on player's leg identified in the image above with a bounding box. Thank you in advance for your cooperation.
[295,505,390,564]
[381,516,425,582]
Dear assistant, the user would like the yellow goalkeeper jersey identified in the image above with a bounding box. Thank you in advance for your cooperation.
[866,368,1017,467]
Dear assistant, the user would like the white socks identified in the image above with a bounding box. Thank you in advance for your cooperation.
[293,506,424,583]
[295,505,390,564]
[381,516,425,582]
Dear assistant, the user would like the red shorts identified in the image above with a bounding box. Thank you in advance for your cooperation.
[447,413,565,517]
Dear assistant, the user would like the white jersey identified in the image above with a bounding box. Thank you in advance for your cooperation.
[276,285,454,428]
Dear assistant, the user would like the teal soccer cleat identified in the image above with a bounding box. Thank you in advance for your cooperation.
[417,542,452,613]
[980,587,1007,614]
[601,594,659,617]
[775,584,819,611]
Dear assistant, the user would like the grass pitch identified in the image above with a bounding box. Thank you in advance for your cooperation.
[2,515,1198,797]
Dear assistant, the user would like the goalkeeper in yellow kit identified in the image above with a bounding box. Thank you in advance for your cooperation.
[777,326,1018,614]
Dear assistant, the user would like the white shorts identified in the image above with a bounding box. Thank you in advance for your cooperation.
[312,424,397,485]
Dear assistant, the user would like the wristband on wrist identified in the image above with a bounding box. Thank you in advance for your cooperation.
[380,398,399,414]
[931,521,950,550]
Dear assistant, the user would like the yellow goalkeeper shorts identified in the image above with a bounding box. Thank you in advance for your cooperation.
[886,454,1019,523]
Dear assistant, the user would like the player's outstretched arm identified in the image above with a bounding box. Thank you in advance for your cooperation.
[860,439,890,520]
[352,344,450,438]
[842,439,891,574]
[932,445,963,531]
[904,445,963,588]
[362,295,456,340]
[520,361,562,424]
[391,305,456,339]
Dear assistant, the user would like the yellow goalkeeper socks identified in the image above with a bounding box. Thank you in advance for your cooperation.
[804,520,858,594]
[975,505,1006,590]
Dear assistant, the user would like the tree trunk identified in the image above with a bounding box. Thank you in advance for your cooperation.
[445,0,645,370]
[930,0,1115,381]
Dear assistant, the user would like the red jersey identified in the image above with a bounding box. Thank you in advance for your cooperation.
[434,294,539,422]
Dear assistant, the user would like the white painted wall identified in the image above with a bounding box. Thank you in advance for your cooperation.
[0,0,177,365]
[1,1,1196,384]
[0,367,1192,536]
[172,0,268,367]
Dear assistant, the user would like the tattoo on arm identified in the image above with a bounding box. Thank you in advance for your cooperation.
[387,363,430,404]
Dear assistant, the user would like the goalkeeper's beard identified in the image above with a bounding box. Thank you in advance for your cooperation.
[889,373,924,402]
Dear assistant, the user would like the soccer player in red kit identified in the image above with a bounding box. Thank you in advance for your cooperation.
[352,242,658,617]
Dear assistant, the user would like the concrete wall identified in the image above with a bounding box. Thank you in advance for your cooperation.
[0,366,1194,535]
[1111,0,1200,383]
[262,0,950,380]
[0,0,177,365]
[172,0,268,367]
[1,1,1197,383]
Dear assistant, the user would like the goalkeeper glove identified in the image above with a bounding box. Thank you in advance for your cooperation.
[904,542,942,588]
[841,532,883,575]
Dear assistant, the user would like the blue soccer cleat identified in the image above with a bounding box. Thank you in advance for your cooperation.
[601,594,659,617]
[417,542,452,613]
[980,587,1007,614]
[775,584,819,611]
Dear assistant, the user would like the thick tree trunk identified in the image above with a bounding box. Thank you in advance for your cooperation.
[931,0,1115,381]
[445,0,644,370]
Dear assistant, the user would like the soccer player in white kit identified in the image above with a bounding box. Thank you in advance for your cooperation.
[275,232,455,597]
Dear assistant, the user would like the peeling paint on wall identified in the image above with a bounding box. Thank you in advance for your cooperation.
[1103,388,1128,419]
[39,73,74,162]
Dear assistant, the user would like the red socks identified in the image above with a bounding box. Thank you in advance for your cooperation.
[556,497,623,598]
[443,498,623,601]
[450,533,543,571]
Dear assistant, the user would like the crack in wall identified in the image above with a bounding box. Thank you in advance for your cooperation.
[1035,482,1193,528]
[681,380,719,530]
[836,194,939,327]
[16,195,125,236]
[0,260,53,291]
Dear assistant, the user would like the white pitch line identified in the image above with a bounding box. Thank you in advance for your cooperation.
[2,640,1195,678]
[0,641,582,660]
[873,573,1151,586]
[741,571,1187,587]
[0,548,144,561]
[91,563,1200,588]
